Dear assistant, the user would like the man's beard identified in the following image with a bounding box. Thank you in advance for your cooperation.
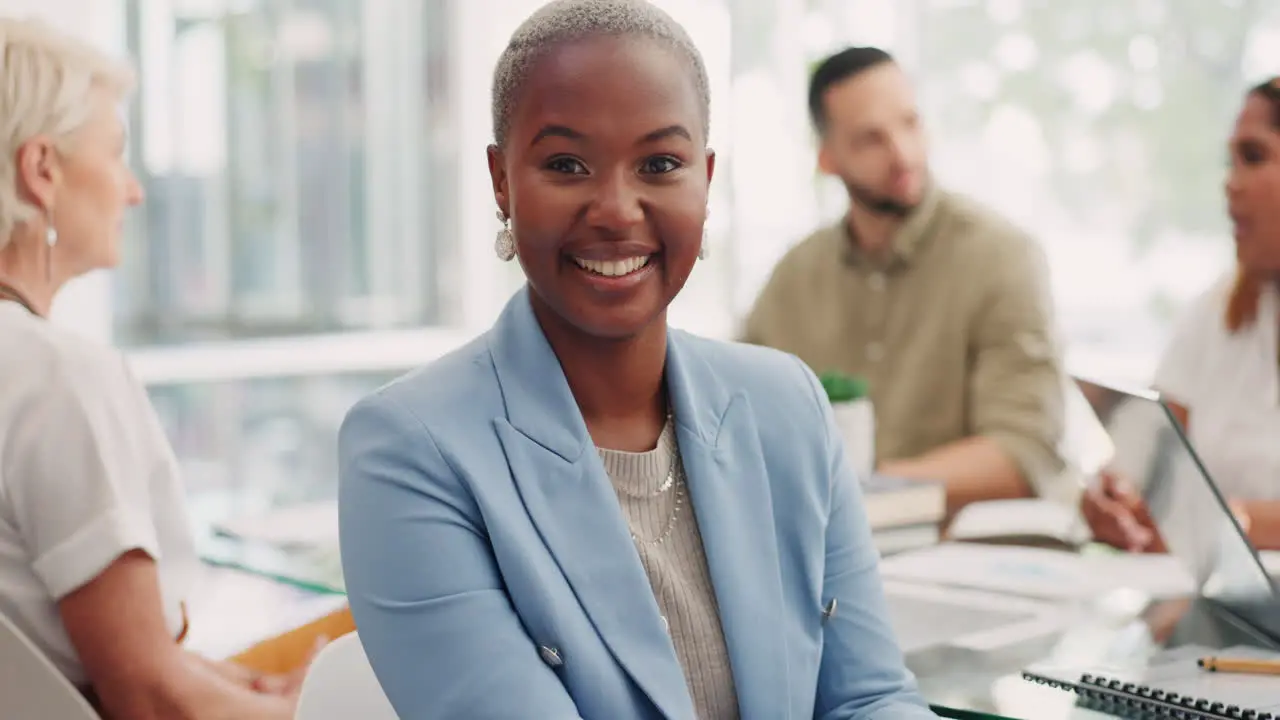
[843,177,916,219]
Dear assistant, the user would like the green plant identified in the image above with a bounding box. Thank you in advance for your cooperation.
[819,372,869,403]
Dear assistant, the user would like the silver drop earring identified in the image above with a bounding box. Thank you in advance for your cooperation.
[494,210,516,262]
[44,213,58,283]
[698,206,710,260]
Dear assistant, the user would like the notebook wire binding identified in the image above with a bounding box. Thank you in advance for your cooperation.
[1021,669,1275,719]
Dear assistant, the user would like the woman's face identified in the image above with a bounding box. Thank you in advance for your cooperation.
[1226,92,1280,274]
[17,88,144,276]
[488,35,714,340]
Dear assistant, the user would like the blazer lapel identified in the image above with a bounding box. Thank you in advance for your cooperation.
[666,334,791,720]
[488,290,694,720]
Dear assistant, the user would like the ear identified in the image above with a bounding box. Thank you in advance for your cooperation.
[14,136,60,211]
[704,148,716,185]
[816,140,837,176]
[486,144,510,217]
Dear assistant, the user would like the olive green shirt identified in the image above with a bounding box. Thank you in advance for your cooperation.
[742,186,1066,496]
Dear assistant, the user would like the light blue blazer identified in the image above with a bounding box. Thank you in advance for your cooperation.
[338,289,935,720]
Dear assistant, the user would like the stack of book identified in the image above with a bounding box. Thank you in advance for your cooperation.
[862,473,946,556]
[820,372,945,555]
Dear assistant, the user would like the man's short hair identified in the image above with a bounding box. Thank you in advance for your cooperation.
[807,46,895,134]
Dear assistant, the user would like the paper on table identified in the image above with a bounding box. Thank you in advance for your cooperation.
[881,579,1063,654]
[214,500,339,550]
[185,564,349,660]
[879,543,1196,601]
[946,498,1090,547]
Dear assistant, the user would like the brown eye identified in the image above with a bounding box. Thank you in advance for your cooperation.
[546,156,589,175]
[1241,146,1268,165]
[640,156,681,174]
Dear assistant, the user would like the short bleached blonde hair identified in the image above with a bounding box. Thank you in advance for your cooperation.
[0,17,135,250]
[491,0,710,147]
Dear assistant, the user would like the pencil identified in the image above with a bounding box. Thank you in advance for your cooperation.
[1197,656,1280,676]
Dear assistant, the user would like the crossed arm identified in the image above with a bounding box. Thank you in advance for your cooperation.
[10,359,302,720]
[59,552,300,720]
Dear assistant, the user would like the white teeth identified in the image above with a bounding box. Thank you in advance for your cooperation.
[573,255,650,277]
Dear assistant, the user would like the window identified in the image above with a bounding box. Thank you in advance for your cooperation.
[725,0,1280,382]
[911,0,1280,379]
[117,0,457,346]
[105,0,1280,519]
[150,371,399,528]
[113,0,461,526]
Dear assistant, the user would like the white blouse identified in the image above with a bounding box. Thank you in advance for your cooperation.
[0,302,201,684]
[1153,270,1280,500]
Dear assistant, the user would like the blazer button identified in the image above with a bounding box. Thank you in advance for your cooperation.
[822,598,838,622]
[539,645,564,668]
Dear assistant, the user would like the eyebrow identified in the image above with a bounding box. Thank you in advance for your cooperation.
[1234,137,1269,152]
[639,125,692,144]
[531,125,584,146]
[529,123,693,147]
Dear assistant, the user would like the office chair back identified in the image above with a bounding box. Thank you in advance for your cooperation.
[294,632,397,720]
[0,610,100,719]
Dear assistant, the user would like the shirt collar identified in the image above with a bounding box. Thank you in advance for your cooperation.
[838,181,943,269]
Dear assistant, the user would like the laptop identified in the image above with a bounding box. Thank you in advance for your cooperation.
[1073,375,1280,647]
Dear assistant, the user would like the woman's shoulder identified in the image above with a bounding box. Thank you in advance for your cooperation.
[345,334,502,431]
[1153,268,1244,401]
[1166,269,1242,345]
[1192,268,1238,314]
[0,309,135,405]
[672,334,834,495]
[679,330,807,375]
[673,332,826,415]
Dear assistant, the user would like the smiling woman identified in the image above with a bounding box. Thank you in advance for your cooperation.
[337,1,937,718]
[487,3,715,342]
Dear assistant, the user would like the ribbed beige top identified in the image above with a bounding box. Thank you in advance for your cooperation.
[597,420,740,720]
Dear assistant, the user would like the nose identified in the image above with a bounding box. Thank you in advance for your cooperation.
[586,168,644,234]
[886,126,916,168]
[887,136,908,167]
[125,170,145,206]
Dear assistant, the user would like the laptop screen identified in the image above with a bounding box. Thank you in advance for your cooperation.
[1073,376,1276,608]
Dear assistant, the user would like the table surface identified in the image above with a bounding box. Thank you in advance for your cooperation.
[193,557,1182,719]
[907,589,1280,718]
[189,492,1275,720]
[184,563,348,661]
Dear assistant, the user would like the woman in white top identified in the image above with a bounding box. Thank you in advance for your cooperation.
[0,18,325,719]
[1084,77,1280,552]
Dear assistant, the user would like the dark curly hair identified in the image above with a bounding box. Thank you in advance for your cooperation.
[1225,77,1280,333]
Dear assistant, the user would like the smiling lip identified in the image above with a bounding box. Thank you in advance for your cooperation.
[572,255,651,276]
[568,253,657,291]
[1231,214,1251,235]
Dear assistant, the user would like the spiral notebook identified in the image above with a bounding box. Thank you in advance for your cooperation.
[1022,645,1280,718]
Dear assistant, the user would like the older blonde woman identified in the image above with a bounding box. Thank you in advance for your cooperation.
[0,18,346,719]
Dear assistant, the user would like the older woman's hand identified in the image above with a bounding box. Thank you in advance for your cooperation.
[1081,469,1166,553]
[249,634,330,698]
[1228,499,1253,535]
